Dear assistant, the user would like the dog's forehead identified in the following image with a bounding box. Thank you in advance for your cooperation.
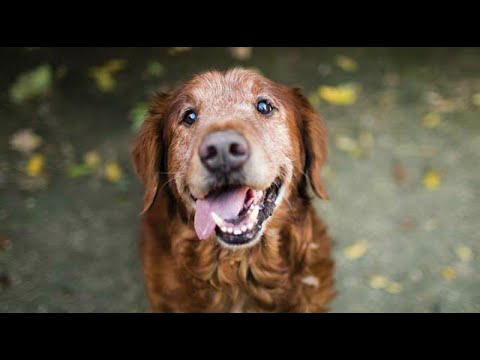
[187,69,267,104]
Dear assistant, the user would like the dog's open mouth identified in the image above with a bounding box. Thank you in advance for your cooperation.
[194,178,282,247]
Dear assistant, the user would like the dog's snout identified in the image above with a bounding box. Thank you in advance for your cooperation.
[199,130,249,172]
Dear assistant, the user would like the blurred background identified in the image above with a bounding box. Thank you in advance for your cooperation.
[0,47,479,312]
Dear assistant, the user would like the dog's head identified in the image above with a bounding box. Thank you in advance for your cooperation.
[132,69,328,249]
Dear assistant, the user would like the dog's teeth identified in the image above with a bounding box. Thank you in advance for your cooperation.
[233,228,241,235]
[221,226,227,233]
[247,222,254,230]
[210,212,224,227]
[241,226,247,233]
[227,228,233,234]
[249,205,260,221]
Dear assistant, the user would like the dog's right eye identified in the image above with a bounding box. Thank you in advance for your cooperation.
[182,110,197,126]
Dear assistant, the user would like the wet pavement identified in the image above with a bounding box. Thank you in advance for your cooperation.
[0,47,479,312]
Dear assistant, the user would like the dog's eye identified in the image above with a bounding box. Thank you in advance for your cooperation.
[182,110,197,126]
[256,99,274,115]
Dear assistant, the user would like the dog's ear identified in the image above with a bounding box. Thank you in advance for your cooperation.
[131,92,170,214]
[291,87,328,200]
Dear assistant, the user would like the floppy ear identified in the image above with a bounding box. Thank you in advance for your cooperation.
[131,92,170,214]
[292,88,328,200]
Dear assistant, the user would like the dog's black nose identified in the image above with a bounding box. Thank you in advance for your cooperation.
[199,130,249,172]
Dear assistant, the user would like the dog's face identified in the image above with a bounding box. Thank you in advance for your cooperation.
[133,69,328,249]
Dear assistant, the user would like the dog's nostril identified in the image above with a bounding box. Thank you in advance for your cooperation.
[205,145,218,160]
[229,143,247,157]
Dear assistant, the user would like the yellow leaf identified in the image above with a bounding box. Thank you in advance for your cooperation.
[454,245,473,263]
[335,135,358,153]
[369,275,389,289]
[442,266,456,281]
[343,240,368,260]
[423,170,441,190]
[104,162,122,183]
[423,112,441,129]
[472,93,480,107]
[88,59,126,93]
[335,55,358,72]
[385,281,403,294]
[83,151,101,169]
[318,84,357,105]
[308,93,321,108]
[26,154,45,177]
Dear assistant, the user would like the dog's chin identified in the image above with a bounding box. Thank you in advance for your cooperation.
[205,177,284,249]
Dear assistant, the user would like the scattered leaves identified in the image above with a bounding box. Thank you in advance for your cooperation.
[423,112,441,129]
[145,61,165,78]
[130,102,149,132]
[442,266,456,281]
[88,59,127,92]
[335,55,358,72]
[25,154,45,177]
[473,93,480,107]
[9,129,43,154]
[343,240,368,260]
[335,132,373,158]
[168,47,192,55]
[423,170,441,191]
[301,275,320,288]
[454,245,473,263]
[104,162,122,183]
[9,64,52,104]
[369,275,388,289]
[318,84,357,105]
[83,151,101,169]
[228,47,253,61]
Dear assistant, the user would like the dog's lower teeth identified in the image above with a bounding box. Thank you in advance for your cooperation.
[221,226,227,233]
[241,226,247,232]
[227,228,233,234]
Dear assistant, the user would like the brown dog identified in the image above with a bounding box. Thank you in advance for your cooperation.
[132,68,334,312]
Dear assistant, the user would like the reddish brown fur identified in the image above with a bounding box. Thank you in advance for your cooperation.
[132,69,335,312]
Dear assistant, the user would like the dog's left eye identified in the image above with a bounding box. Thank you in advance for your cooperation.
[182,110,197,126]
[256,99,274,115]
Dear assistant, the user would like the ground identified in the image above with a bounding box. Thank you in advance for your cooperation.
[0,47,479,312]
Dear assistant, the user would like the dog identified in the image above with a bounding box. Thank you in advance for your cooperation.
[132,68,334,312]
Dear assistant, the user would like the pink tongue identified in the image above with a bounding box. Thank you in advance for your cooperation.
[194,186,249,240]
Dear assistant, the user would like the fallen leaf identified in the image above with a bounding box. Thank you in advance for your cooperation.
[335,55,358,72]
[318,84,357,105]
[442,266,456,281]
[343,240,368,260]
[385,281,403,294]
[67,164,93,178]
[83,151,101,169]
[9,64,52,104]
[9,129,42,154]
[104,162,122,183]
[301,275,320,288]
[423,112,441,129]
[335,135,359,153]
[423,170,441,191]
[168,47,192,55]
[454,245,473,263]
[228,47,253,61]
[145,61,165,78]
[369,275,389,289]
[393,162,408,184]
[472,93,480,107]
[25,154,45,177]
[88,59,127,92]
[130,102,149,132]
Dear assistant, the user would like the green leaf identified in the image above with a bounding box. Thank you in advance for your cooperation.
[130,102,149,132]
[67,164,93,178]
[9,65,52,104]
